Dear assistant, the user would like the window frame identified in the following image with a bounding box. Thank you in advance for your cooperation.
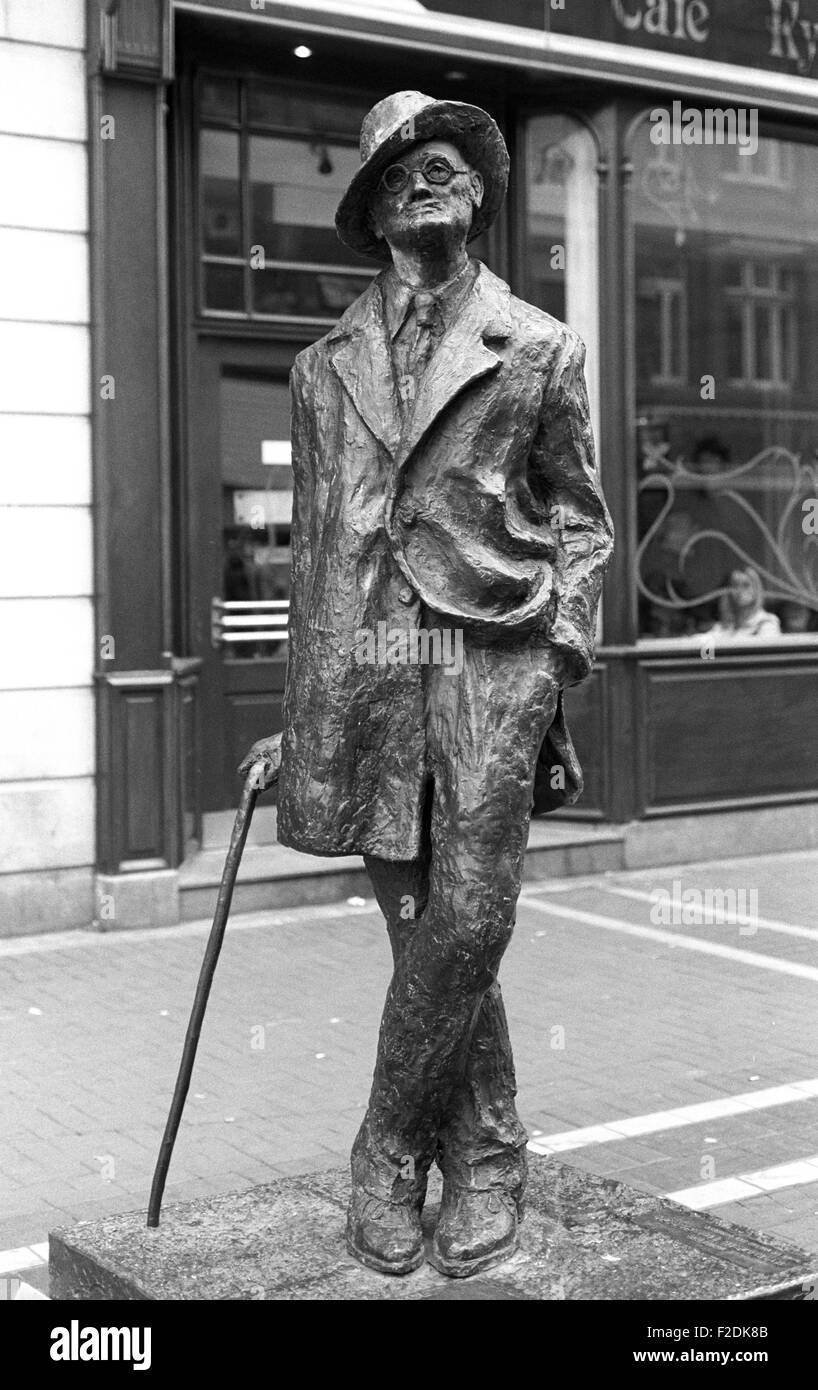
[723,259,798,391]
[637,273,689,387]
[720,138,794,189]
[195,68,379,326]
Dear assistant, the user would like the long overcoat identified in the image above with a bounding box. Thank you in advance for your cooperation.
[276,262,614,859]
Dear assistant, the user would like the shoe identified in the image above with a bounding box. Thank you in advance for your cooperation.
[430,1186,520,1278]
[346,1189,424,1276]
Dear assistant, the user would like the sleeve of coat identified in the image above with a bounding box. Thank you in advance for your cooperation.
[529,329,614,684]
[281,357,316,736]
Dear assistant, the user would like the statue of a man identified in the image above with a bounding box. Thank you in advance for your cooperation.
[241,91,613,1278]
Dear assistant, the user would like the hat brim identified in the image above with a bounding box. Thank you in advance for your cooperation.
[335,101,509,263]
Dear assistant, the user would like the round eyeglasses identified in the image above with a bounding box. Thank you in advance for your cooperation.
[378,154,471,195]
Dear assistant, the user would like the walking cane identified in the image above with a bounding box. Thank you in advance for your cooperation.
[147,759,277,1227]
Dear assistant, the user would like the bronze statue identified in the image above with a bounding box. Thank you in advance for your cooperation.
[240,91,613,1278]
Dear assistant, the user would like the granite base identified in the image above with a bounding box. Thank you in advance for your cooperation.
[49,1157,818,1301]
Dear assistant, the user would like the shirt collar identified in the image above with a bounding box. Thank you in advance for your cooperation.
[380,258,477,340]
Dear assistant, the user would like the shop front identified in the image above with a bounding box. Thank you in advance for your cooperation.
[89,0,818,924]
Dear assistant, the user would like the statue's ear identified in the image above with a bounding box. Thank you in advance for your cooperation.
[470,170,485,211]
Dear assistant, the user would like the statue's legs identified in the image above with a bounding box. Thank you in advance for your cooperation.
[347,633,560,1275]
[363,851,528,1200]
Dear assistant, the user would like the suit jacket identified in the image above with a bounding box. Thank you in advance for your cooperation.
[276,262,613,858]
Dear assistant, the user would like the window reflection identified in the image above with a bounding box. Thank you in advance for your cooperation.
[524,113,603,636]
[524,114,599,350]
[201,130,241,256]
[198,77,376,320]
[633,123,818,640]
[249,136,368,267]
[220,377,293,661]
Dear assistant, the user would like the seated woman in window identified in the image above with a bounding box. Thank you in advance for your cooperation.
[707,567,781,640]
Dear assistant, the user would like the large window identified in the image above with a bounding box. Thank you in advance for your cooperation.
[198,74,376,322]
[632,123,818,641]
[523,113,603,638]
[523,114,600,434]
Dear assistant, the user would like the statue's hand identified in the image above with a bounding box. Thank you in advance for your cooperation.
[238,733,283,791]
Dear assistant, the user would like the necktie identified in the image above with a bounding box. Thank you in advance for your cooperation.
[410,291,443,373]
[393,289,444,420]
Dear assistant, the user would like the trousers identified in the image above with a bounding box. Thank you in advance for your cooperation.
[351,619,561,1206]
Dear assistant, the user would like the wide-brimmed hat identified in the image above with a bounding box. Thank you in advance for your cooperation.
[335,90,509,263]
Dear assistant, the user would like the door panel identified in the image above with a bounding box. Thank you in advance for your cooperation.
[221,650,287,802]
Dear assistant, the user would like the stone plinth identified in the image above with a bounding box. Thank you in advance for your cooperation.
[49,1157,818,1301]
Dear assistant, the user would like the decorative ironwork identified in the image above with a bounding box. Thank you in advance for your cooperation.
[637,445,818,613]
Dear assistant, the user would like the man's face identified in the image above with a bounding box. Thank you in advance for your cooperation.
[369,139,484,256]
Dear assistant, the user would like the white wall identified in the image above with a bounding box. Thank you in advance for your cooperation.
[0,0,94,934]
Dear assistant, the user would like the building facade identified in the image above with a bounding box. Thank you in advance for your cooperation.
[0,1,94,933]
[2,0,817,934]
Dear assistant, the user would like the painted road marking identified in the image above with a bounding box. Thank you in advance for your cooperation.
[0,1242,47,1275]
[668,1155,818,1211]
[598,882,818,942]
[518,895,818,983]
[8,1278,48,1300]
[0,1241,53,1300]
[527,1078,818,1155]
[0,1274,48,1300]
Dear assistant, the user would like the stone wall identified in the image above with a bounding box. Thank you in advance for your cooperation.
[0,0,94,933]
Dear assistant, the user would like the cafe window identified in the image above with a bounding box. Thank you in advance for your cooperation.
[522,114,601,463]
[631,120,818,642]
[198,73,377,322]
[522,113,604,638]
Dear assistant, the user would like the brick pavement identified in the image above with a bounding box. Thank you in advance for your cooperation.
[1,849,817,1284]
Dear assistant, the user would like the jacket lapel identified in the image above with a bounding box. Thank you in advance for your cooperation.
[395,265,512,468]
[326,265,512,463]
[327,278,402,457]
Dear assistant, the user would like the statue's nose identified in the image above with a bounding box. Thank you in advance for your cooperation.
[406,171,434,198]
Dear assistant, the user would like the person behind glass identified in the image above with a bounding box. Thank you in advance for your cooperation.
[707,567,781,639]
[691,435,730,475]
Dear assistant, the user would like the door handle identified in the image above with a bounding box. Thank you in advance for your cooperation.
[210,598,290,649]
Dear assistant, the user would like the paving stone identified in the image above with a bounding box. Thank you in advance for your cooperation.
[1,848,817,1266]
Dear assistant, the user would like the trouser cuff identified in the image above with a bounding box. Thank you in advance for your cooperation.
[437,1143,528,1203]
[351,1118,431,1207]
